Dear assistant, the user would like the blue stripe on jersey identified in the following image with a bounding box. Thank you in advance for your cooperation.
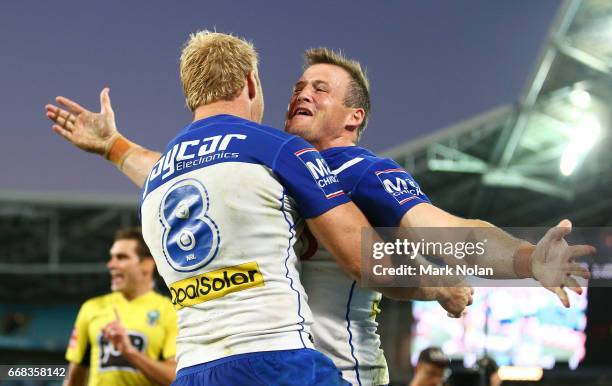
[345,281,362,386]
[280,189,306,348]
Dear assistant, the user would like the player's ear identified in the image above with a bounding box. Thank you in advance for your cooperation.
[247,71,258,101]
[140,256,155,277]
[349,108,365,127]
[345,108,365,136]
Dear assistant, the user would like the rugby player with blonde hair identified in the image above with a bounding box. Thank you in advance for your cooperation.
[47,35,592,386]
[48,30,383,385]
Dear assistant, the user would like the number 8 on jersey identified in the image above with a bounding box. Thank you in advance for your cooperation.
[160,179,220,272]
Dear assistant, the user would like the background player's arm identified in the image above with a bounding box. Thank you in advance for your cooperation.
[46,88,161,187]
[64,302,92,386]
[122,352,176,386]
[63,363,88,386]
[103,319,176,386]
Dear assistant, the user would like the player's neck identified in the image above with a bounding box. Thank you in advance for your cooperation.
[121,283,152,301]
[193,100,252,123]
[317,136,356,151]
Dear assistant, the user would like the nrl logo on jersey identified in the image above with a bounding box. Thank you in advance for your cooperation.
[375,168,424,205]
[146,310,160,326]
[294,148,343,199]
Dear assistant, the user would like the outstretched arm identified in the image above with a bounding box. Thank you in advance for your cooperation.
[401,203,594,307]
[45,88,161,187]
[306,202,472,317]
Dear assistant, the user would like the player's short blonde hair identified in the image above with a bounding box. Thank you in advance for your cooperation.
[304,48,371,141]
[180,31,259,111]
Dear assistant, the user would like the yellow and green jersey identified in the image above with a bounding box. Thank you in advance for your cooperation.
[66,291,177,386]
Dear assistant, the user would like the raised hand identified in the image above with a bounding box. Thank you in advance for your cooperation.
[531,219,594,307]
[45,88,119,156]
[102,307,135,355]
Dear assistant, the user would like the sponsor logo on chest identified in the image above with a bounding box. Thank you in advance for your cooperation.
[169,262,264,309]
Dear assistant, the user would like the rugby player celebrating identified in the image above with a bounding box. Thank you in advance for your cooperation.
[49,31,413,386]
[47,39,592,386]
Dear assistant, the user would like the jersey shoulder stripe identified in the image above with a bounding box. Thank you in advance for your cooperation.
[321,146,382,195]
[331,157,364,175]
[322,146,430,227]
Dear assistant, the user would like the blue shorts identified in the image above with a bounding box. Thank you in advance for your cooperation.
[173,348,350,386]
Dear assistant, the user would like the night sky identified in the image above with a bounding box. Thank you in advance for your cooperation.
[0,0,560,195]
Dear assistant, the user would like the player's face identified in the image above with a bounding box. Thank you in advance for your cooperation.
[107,239,144,296]
[412,362,445,386]
[285,64,355,147]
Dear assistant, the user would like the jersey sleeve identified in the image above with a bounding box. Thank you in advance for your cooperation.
[273,136,350,218]
[65,302,91,366]
[161,300,178,359]
[352,159,430,227]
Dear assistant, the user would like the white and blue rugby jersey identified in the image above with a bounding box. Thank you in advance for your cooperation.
[301,146,430,386]
[140,115,349,370]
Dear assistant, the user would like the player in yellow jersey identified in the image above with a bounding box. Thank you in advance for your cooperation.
[64,227,177,386]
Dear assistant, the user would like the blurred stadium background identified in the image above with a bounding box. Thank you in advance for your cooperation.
[1,0,611,385]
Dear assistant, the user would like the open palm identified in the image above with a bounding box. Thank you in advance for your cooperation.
[45,88,118,156]
[532,219,594,307]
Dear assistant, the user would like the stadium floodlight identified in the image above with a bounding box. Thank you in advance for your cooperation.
[560,148,578,176]
[560,114,601,176]
[569,89,591,109]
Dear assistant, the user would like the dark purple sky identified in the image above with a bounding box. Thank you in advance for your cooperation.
[1,0,560,195]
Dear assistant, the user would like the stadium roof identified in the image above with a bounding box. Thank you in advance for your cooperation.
[383,0,612,227]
